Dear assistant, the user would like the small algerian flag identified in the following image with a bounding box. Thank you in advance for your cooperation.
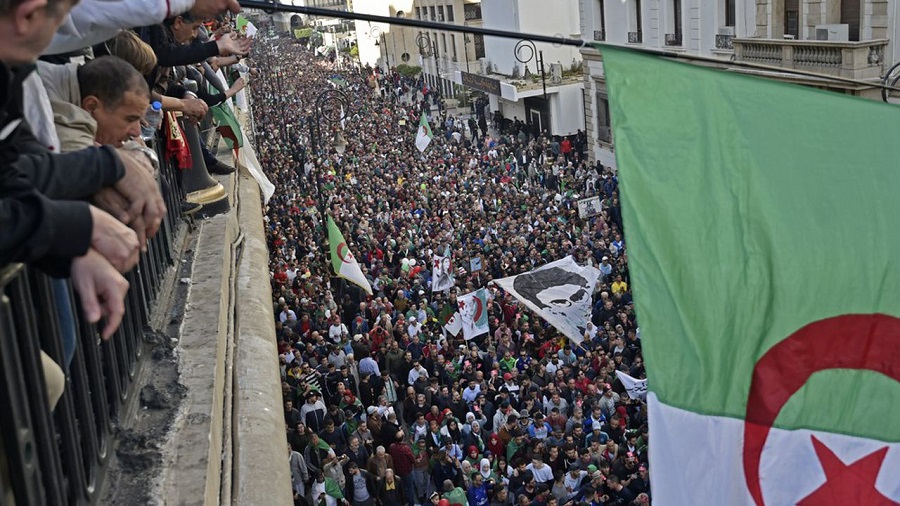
[415,112,433,153]
[603,46,900,505]
[327,215,372,295]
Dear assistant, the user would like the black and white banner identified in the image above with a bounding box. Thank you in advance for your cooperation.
[491,256,600,344]
[616,370,648,401]
[431,254,455,292]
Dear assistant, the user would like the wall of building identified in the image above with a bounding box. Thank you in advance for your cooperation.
[549,84,586,136]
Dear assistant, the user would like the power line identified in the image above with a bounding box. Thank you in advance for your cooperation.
[238,0,900,95]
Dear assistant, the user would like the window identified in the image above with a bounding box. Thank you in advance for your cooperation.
[447,5,455,22]
[442,33,447,53]
[474,33,485,59]
[673,0,682,40]
[451,34,458,61]
[594,0,606,40]
[725,0,735,27]
[429,6,436,21]
[596,91,612,143]
[784,0,799,38]
[437,6,445,21]
[629,0,643,42]
[841,0,860,41]
[415,7,421,19]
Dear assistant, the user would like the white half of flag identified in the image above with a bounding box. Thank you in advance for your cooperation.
[491,256,600,344]
[615,370,647,401]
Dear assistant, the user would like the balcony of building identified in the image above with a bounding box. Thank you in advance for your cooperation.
[0,100,289,505]
[732,37,888,80]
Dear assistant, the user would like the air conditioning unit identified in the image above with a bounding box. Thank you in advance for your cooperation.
[815,24,849,41]
[549,63,563,83]
[718,26,734,36]
[479,57,491,74]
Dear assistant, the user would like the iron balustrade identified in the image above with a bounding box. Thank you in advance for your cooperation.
[0,134,182,505]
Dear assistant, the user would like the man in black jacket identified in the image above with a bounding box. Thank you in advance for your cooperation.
[0,0,151,341]
[345,461,377,506]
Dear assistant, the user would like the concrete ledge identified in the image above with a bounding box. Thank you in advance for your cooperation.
[232,169,293,505]
[162,182,238,505]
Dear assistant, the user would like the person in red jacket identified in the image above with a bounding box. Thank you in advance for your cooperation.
[389,431,416,505]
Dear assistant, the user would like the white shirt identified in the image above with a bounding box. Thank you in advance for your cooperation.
[526,463,554,483]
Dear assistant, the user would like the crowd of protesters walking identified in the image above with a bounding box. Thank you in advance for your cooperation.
[252,33,650,506]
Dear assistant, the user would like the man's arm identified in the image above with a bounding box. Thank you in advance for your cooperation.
[15,126,124,199]
[46,0,241,55]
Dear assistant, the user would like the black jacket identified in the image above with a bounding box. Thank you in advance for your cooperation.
[0,62,124,277]
[344,469,377,504]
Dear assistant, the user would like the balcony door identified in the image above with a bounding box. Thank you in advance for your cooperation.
[784,0,799,38]
[841,0,860,41]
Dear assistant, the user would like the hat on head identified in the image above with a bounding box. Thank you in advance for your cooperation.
[503,372,512,381]
[592,421,602,431]
[367,406,378,415]
[353,334,363,341]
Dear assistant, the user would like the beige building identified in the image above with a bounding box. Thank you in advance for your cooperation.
[579,0,896,168]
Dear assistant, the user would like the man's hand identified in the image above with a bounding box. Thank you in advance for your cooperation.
[112,149,167,249]
[227,77,246,98]
[216,32,252,57]
[71,249,130,340]
[89,206,140,272]
[181,97,209,122]
[189,0,240,19]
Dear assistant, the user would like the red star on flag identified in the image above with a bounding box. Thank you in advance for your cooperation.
[797,436,896,506]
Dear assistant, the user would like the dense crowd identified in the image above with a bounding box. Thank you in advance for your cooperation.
[254,34,650,506]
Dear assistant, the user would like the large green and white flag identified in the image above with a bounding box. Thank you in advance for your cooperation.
[603,46,900,505]
[327,216,373,296]
[415,112,433,153]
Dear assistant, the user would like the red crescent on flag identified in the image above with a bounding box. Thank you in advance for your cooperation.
[473,294,484,323]
[743,314,900,506]
[337,242,353,263]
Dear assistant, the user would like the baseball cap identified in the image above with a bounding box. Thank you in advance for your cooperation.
[503,373,512,381]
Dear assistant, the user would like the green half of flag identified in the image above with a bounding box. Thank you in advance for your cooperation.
[602,45,900,439]
[210,102,243,149]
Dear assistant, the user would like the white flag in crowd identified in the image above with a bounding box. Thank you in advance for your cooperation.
[491,256,600,344]
[616,370,648,401]
[431,253,456,292]
[443,311,462,337]
[457,288,489,341]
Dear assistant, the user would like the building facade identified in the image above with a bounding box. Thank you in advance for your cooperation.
[580,0,897,167]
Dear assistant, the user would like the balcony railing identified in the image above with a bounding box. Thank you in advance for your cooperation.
[665,33,682,46]
[594,29,606,42]
[0,136,181,504]
[716,34,734,50]
[628,31,643,44]
[732,38,888,79]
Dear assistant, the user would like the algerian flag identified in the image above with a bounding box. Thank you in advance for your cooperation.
[457,288,488,341]
[326,216,372,296]
[603,45,900,505]
[491,256,599,344]
[415,112,433,153]
[443,311,462,337]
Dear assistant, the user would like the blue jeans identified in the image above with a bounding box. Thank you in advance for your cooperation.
[401,472,416,505]
[52,278,77,369]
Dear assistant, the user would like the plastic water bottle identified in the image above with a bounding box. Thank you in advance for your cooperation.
[141,101,163,141]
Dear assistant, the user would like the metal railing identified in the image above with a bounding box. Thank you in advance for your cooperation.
[593,29,606,42]
[628,31,643,44]
[665,33,682,46]
[0,136,182,505]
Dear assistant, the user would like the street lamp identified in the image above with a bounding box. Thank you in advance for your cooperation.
[514,39,547,102]
[416,32,440,94]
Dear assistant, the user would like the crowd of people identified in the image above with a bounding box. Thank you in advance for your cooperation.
[256,33,650,506]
